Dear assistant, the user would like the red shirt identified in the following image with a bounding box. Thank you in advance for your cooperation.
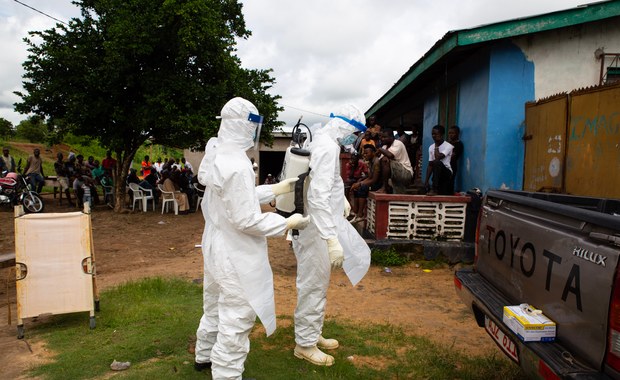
[345,160,369,183]
[102,157,117,170]
[141,160,152,177]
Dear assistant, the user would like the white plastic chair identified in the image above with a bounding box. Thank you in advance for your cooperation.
[194,186,204,212]
[139,184,155,211]
[102,185,114,205]
[158,184,178,215]
[128,183,147,212]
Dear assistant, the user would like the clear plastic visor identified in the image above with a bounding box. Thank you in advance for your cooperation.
[248,113,264,150]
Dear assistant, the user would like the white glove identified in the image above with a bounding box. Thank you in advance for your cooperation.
[272,177,299,196]
[285,213,310,230]
[343,197,351,217]
[326,237,344,269]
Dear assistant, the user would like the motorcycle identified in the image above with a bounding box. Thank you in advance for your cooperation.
[0,170,45,213]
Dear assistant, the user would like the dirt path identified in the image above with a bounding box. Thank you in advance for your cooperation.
[0,195,499,378]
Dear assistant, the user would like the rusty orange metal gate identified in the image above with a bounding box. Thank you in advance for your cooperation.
[524,95,568,193]
[524,82,620,198]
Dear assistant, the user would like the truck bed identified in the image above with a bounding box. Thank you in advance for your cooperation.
[456,190,620,379]
[456,268,602,378]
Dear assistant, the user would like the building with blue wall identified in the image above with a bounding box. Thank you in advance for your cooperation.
[366,0,620,193]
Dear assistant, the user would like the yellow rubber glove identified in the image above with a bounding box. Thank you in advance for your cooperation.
[343,196,351,217]
[285,213,310,230]
[272,177,299,196]
[326,237,344,269]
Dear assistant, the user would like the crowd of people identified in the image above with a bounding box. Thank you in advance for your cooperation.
[0,146,199,213]
[126,155,197,214]
[343,115,464,224]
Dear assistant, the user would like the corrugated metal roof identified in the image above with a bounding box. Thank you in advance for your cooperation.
[367,0,620,116]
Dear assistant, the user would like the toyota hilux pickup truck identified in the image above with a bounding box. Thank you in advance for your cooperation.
[455,190,620,379]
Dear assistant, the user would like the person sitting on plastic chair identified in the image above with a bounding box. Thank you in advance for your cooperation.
[162,170,190,214]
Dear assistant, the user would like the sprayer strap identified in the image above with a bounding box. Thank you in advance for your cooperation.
[294,170,310,215]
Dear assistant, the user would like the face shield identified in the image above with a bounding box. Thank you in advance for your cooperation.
[330,113,367,146]
[248,112,264,151]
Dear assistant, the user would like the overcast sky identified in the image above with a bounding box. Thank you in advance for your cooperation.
[1,0,589,128]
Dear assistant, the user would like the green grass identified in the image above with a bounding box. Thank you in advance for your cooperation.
[371,247,411,267]
[24,277,523,379]
[371,246,455,271]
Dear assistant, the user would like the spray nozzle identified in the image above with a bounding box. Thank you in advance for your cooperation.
[291,116,312,147]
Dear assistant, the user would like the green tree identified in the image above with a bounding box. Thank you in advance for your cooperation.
[0,118,14,138]
[15,116,46,143]
[15,0,282,211]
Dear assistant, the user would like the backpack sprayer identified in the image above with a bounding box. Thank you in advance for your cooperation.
[276,117,312,230]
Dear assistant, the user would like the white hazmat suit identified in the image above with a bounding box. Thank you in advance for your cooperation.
[194,97,308,380]
[292,104,371,366]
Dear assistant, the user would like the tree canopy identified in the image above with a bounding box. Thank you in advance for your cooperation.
[16,116,47,143]
[0,118,14,138]
[15,0,283,210]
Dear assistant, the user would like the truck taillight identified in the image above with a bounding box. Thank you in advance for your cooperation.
[454,276,462,290]
[606,270,620,371]
[538,360,561,380]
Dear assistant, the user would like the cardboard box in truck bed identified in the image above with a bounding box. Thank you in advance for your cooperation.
[503,304,556,342]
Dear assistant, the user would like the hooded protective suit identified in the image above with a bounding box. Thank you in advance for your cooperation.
[194,97,292,380]
[292,104,371,350]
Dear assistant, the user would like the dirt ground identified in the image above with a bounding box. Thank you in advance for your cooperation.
[0,193,501,379]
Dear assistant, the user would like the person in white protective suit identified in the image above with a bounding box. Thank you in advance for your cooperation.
[292,104,371,366]
[194,97,310,380]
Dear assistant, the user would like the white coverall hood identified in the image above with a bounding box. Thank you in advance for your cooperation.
[217,97,262,151]
[320,104,366,144]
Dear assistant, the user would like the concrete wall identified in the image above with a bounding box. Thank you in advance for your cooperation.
[420,42,533,193]
[486,42,534,191]
[514,20,620,100]
[421,94,440,188]
[420,52,492,193]
[457,61,490,193]
[183,149,205,173]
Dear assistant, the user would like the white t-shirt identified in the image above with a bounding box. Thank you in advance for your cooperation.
[428,141,454,172]
[383,139,413,175]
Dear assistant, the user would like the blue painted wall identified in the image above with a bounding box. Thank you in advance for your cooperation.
[421,94,439,186]
[421,42,534,193]
[485,42,534,191]
[457,63,489,192]
[421,54,490,193]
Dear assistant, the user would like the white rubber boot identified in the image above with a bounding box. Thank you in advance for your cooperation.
[294,344,335,366]
[317,335,339,350]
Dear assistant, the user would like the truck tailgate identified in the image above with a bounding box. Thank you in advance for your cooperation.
[456,268,600,377]
[477,191,620,369]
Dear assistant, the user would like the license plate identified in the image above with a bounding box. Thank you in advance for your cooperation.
[485,315,519,363]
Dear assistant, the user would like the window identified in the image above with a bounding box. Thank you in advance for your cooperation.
[597,52,620,85]
[606,67,620,84]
